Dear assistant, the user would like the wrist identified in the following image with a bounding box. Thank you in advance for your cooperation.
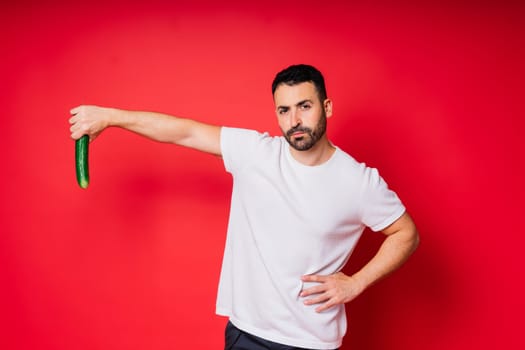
[350,273,369,295]
[106,107,124,128]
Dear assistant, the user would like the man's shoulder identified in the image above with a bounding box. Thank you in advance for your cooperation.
[221,127,285,167]
[222,127,283,147]
[333,146,365,170]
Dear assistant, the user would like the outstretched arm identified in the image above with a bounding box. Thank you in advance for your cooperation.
[300,211,419,312]
[69,105,222,156]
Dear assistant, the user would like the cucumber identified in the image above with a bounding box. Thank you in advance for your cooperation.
[75,135,90,189]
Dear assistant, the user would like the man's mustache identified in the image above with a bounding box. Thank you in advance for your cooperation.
[286,126,312,137]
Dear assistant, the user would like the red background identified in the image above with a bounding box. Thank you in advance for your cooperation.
[1,1,524,349]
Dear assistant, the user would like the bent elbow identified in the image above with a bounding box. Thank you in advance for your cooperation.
[410,227,420,254]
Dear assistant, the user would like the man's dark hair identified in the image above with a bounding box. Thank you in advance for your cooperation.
[271,64,327,101]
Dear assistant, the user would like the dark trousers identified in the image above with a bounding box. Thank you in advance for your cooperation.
[224,321,339,350]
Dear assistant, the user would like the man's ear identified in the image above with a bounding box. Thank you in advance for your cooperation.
[324,99,333,118]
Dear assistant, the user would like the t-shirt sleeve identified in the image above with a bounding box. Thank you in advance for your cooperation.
[360,167,406,232]
[221,127,269,174]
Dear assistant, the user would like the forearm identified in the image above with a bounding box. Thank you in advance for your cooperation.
[352,221,419,293]
[107,108,196,144]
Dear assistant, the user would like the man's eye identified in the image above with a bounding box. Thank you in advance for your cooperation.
[279,109,289,115]
[300,104,311,110]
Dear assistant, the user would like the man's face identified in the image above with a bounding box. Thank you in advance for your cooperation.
[273,82,332,151]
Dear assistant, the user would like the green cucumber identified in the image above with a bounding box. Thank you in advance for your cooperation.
[75,135,90,189]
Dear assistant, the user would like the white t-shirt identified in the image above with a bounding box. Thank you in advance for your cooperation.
[216,127,406,349]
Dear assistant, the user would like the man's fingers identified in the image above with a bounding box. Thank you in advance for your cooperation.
[299,273,352,313]
[300,274,332,297]
[70,105,83,115]
[300,284,325,297]
[70,130,82,140]
[301,274,328,283]
[315,299,337,313]
[303,292,330,306]
[303,292,341,313]
[69,105,102,141]
[70,121,90,140]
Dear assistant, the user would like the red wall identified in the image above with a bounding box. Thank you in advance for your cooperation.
[2,1,524,349]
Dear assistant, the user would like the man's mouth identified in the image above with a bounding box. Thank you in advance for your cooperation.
[287,127,310,138]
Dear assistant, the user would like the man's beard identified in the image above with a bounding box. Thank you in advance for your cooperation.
[282,112,327,151]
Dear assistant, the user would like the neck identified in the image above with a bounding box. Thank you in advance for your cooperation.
[289,136,336,166]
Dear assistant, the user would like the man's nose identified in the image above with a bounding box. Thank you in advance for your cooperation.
[290,109,301,127]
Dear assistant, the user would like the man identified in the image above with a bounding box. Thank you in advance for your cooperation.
[69,64,419,350]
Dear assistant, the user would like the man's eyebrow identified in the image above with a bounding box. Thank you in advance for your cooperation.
[277,99,313,110]
[295,99,313,107]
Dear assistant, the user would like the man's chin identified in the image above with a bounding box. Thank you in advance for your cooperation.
[289,140,314,151]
